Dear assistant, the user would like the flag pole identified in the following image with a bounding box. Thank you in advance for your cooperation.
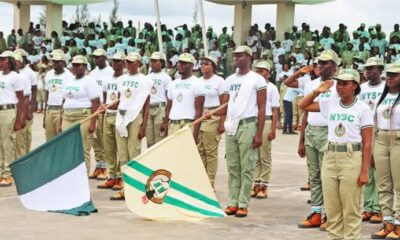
[154,0,164,53]
[198,0,209,56]
[79,99,120,124]
[188,102,228,127]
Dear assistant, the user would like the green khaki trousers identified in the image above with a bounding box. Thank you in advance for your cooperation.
[322,146,364,240]
[226,121,258,209]
[146,105,165,147]
[116,115,142,178]
[89,114,106,168]
[168,120,192,136]
[363,167,380,213]
[373,130,400,221]
[103,113,118,178]
[197,116,221,188]
[0,109,16,178]
[62,108,92,173]
[45,108,62,141]
[15,119,32,158]
[305,125,328,207]
[255,119,272,183]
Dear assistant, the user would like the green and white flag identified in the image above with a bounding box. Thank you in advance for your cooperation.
[122,127,225,221]
[10,124,97,216]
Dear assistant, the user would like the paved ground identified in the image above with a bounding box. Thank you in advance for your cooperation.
[0,114,378,240]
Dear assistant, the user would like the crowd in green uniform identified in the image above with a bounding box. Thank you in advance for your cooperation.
[0,19,400,240]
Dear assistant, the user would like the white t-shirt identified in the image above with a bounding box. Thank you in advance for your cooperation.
[200,75,225,108]
[281,39,293,53]
[89,65,114,103]
[19,72,31,97]
[297,74,312,90]
[320,98,373,143]
[117,73,152,111]
[265,82,280,116]
[304,77,338,126]
[167,76,205,120]
[147,71,172,104]
[102,74,123,113]
[246,35,258,53]
[224,71,267,119]
[63,75,100,109]
[20,65,38,86]
[358,81,385,112]
[376,92,400,130]
[0,71,24,105]
[45,69,74,106]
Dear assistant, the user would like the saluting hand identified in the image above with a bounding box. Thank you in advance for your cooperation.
[316,80,334,94]
[299,65,314,74]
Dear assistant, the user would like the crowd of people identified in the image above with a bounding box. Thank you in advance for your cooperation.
[0,19,400,240]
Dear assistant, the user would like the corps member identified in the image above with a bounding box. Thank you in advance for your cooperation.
[110,52,152,200]
[0,51,25,187]
[299,69,373,240]
[252,61,279,199]
[198,56,225,188]
[88,48,114,180]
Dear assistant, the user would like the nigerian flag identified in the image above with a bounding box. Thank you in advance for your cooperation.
[10,124,97,216]
[122,126,225,221]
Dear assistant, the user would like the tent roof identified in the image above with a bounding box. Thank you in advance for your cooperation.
[0,0,111,5]
[206,0,335,5]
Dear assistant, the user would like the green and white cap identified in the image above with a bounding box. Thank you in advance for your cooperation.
[364,57,384,67]
[200,56,217,67]
[178,53,195,64]
[110,52,126,61]
[126,52,141,62]
[234,45,252,56]
[385,63,400,73]
[93,48,107,57]
[0,51,15,58]
[50,49,65,62]
[317,49,339,65]
[14,49,28,57]
[254,61,271,71]
[334,69,360,83]
[150,52,165,61]
[71,55,89,65]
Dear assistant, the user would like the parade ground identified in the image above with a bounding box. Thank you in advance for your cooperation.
[0,113,377,240]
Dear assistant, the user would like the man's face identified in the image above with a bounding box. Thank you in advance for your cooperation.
[317,60,336,78]
[0,57,8,71]
[93,55,106,67]
[233,53,251,68]
[112,60,124,71]
[126,60,140,72]
[365,66,382,81]
[52,60,64,72]
[150,59,162,72]
[177,61,193,75]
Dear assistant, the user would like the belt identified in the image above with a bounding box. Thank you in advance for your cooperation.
[265,116,272,120]
[0,104,15,111]
[47,105,62,110]
[308,125,328,129]
[328,142,361,152]
[239,117,257,126]
[64,108,91,112]
[106,112,117,117]
[204,106,218,111]
[170,119,193,124]
[150,102,166,109]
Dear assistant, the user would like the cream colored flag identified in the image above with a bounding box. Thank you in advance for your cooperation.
[122,126,225,221]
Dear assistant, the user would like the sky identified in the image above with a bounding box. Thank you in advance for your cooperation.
[0,0,398,36]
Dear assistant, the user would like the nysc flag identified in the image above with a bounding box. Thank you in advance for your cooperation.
[122,126,225,221]
[10,124,97,216]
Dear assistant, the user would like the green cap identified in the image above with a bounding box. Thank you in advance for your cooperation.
[364,57,384,67]
[385,63,400,73]
[334,69,360,83]
[254,61,271,71]
[178,53,195,64]
[234,45,252,56]
[71,55,89,65]
[110,52,126,61]
[93,48,107,57]
[317,49,339,65]
[14,53,23,62]
[126,52,141,62]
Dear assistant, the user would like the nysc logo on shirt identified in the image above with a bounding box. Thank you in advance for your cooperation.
[0,81,5,89]
[334,123,346,137]
[123,80,139,89]
[361,92,382,101]
[229,83,241,92]
[329,113,355,123]
[175,82,192,90]
[319,90,331,98]
[153,79,162,86]
[142,169,172,205]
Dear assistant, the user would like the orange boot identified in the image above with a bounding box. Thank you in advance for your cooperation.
[298,212,322,228]
[371,222,394,239]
